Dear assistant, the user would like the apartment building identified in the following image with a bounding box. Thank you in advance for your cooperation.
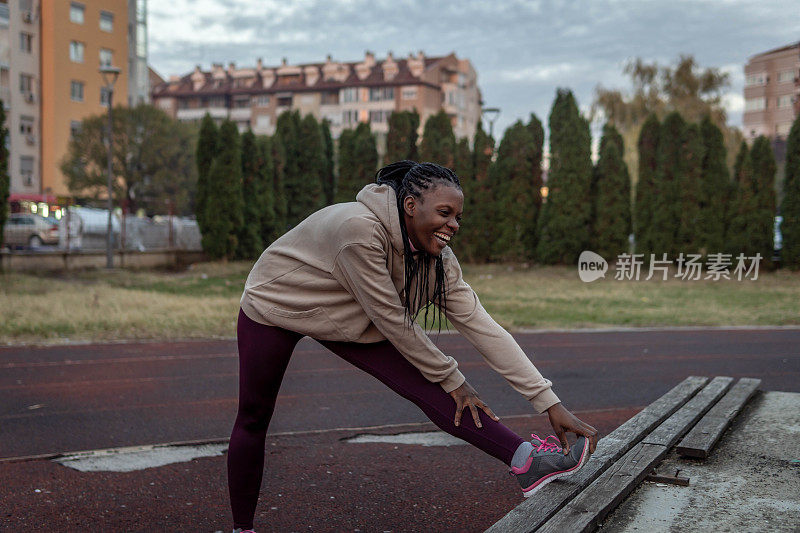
[1,0,147,213]
[151,51,483,151]
[743,41,800,141]
[1,0,41,199]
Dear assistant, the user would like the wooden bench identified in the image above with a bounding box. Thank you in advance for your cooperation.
[486,375,761,533]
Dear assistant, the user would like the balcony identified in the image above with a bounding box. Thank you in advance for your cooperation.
[176,107,227,121]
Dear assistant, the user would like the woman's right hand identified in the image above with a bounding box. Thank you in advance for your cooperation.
[449,380,499,428]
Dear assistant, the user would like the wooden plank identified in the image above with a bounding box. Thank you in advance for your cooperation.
[537,376,734,533]
[676,377,761,459]
[484,376,708,533]
[642,376,733,447]
[536,442,667,533]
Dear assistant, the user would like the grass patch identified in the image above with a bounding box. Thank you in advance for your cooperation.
[1,261,799,344]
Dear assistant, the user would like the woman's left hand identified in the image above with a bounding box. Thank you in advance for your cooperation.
[449,380,500,428]
[547,402,599,454]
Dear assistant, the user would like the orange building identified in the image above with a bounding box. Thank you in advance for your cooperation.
[40,0,128,198]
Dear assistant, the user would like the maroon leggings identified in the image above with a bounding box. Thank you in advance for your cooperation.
[228,308,525,529]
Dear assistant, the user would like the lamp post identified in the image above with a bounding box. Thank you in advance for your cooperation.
[99,65,121,269]
[481,107,500,140]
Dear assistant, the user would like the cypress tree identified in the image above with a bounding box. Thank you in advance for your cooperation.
[526,113,546,215]
[491,121,540,261]
[320,118,336,205]
[536,89,593,264]
[726,141,755,257]
[202,120,243,260]
[697,116,730,255]
[195,113,218,236]
[420,110,456,167]
[336,122,377,203]
[335,128,356,203]
[592,123,632,260]
[256,135,277,248]
[750,136,777,268]
[0,103,8,251]
[293,113,326,223]
[781,115,800,268]
[649,111,687,258]
[452,137,472,256]
[460,124,494,262]
[454,137,472,185]
[634,114,660,256]
[270,133,288,239]
[275,111,302,228]
[675,122,704,255]
[237,129,264,259]
[386,110,420,163]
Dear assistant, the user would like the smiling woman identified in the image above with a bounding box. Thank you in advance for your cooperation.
[228,160,598,533]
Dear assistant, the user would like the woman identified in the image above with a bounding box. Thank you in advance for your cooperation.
[229,161,598,533]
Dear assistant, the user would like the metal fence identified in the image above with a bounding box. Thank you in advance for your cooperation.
[58,206,201,252]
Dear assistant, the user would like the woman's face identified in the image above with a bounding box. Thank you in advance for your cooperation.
[403,183,463,256]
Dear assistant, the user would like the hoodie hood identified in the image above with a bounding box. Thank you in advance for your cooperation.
[356,183,406,256]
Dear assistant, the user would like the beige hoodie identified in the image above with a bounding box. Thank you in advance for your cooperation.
[240,183,560,413]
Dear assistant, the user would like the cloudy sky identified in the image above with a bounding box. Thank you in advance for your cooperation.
[149,0,800,139]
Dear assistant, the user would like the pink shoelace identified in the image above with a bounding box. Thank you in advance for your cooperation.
[531,434,563,453]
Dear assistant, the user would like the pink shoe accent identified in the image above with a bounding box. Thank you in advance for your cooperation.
[510,434,564,475]
[520,438,590,495]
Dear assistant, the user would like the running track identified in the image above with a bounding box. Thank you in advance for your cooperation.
[1,328,798,531]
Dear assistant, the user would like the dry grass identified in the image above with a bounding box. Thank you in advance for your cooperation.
[1,260,799,345]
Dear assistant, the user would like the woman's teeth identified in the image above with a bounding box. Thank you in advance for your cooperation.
[434,232,450,244]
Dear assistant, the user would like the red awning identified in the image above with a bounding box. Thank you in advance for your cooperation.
[8,193,59,204]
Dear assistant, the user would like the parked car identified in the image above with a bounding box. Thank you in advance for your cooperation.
[2,213,60,249]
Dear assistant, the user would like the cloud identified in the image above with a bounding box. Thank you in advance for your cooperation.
[147,0,800,137]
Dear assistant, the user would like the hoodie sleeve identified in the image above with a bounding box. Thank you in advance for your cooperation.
[332,240,466,393]
[441,251,560,413]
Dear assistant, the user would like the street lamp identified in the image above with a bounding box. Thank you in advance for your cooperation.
[481,107,500,140]
[99,65,121,269]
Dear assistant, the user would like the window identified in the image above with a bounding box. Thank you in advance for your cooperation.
[277,95,292,107]
[19,32,33,53]
[99,49,113,67]
[778,70,795,84]
[342,109,358,126]
[69,41,84,63]
[20,156,34,186]
[100,87,111,106]
[369,110,391,123]
[778,95,793,108]
[70,2,84,24]
[401,86,417,100]
[340,87,358,103]
[70,121,82,138]
[253,94,270,107]
[369,87,394,101]
[70,81,84,102]
[745,97,766,112]
[745,73,767,87]
[100,11,114,32]
[19,73,33,93]
[321,91,338,105]
[20,116,34,135]
[233,95,250,108]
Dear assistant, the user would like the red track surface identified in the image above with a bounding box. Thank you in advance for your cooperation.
[2,328,798,531]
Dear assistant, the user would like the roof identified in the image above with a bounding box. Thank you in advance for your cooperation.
[152,53,458,98]
[748,40,800,61]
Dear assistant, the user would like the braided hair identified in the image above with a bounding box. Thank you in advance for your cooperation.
[375,160,462,333]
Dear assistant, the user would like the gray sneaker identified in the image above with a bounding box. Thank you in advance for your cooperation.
[511,434,591,498]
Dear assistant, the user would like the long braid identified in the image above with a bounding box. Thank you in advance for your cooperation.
[375,160,462,333]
